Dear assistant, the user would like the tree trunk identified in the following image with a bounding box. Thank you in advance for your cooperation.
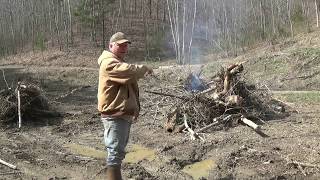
[188,0,197,64]
[316,0,319,27]
[67,0,73,44]
[287,0,294,37]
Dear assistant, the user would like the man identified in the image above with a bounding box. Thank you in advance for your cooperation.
[97,32,153,180]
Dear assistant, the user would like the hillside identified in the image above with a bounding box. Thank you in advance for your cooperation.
[1,28,319,90]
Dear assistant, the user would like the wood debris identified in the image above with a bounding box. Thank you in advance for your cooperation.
[145,63,289,139]
[0,81,60,126]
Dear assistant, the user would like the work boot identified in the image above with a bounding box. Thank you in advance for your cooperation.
[106,165,122,180]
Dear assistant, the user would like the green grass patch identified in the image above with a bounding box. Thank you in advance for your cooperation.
[202,62,225,77]
[246,56,291,79]
[274,91,320,104]
[291,48,320,59]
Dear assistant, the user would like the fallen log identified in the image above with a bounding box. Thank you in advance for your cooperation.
[165,108,178,132]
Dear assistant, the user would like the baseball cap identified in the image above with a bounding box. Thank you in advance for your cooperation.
[109,32,131,44]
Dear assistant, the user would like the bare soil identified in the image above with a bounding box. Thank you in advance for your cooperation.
[0,30,320,180]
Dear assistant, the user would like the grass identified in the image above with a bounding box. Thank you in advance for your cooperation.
[274,91,320,104]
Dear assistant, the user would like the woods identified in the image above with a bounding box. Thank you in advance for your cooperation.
[0,0,319,63]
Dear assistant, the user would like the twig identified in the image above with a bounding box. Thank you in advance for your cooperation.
[183,114,204,141]
[0,158,17,170]
[196,115,234,133]
[297,164,307,176]
[196,118,219,133]
[90,166,107,180]
[1,69,10,90]
[145,90,187,100]
[0,171,20,176]
[290,160,320,169]
[55,86,90,101]
[283,156,320,176]
[198,86,216,95]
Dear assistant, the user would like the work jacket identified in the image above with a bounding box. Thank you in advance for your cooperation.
[97,51,148,120]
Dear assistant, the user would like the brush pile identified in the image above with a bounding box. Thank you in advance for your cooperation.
[144,63,288,139]
[0,82,59,125]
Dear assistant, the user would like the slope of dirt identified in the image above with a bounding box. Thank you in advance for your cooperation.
[201,29,320,91]
[0,30,320,179]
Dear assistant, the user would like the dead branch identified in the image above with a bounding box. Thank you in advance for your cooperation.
[240,117,261,131]
[198,86,216,95]
[290,160,320,169]
[0,158,17,170]
[0,171,20,176]
[1,69,10,90]
[196,118,219,133]
[183,114,204,141]
[17,82,22,128]
[145,90,188,101]
[55,86,90,101]
[283,156,320,176]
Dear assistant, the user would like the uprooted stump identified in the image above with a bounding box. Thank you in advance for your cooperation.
[0,82,60,125]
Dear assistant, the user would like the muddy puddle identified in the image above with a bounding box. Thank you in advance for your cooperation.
[65,143,216,179]
[182,159,216,179]
[64,143,156,163]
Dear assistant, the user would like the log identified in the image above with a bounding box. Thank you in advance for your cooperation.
[165,108,178,132]
[0,158,17,170]
[240,117,261,131]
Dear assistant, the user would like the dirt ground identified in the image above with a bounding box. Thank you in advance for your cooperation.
[0,63,319,180]
[0,30,320,179]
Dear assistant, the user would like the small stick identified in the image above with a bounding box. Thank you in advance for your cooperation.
[145,90,187,100]
[196,115,233,133]
[291,160,320,169]
[0,171,20,175]
[0,159,17,170]
[17,82,22,129]
[196,118,219,133]
[1,69,10,90]
[198,86,216,95]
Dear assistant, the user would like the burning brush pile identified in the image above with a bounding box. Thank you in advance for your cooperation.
[145,63,288,140]
[0,82,59,126]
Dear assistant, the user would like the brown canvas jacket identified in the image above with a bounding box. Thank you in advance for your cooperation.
[97,51,148,119]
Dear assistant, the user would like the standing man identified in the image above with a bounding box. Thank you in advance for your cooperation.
[97,32,153,180]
